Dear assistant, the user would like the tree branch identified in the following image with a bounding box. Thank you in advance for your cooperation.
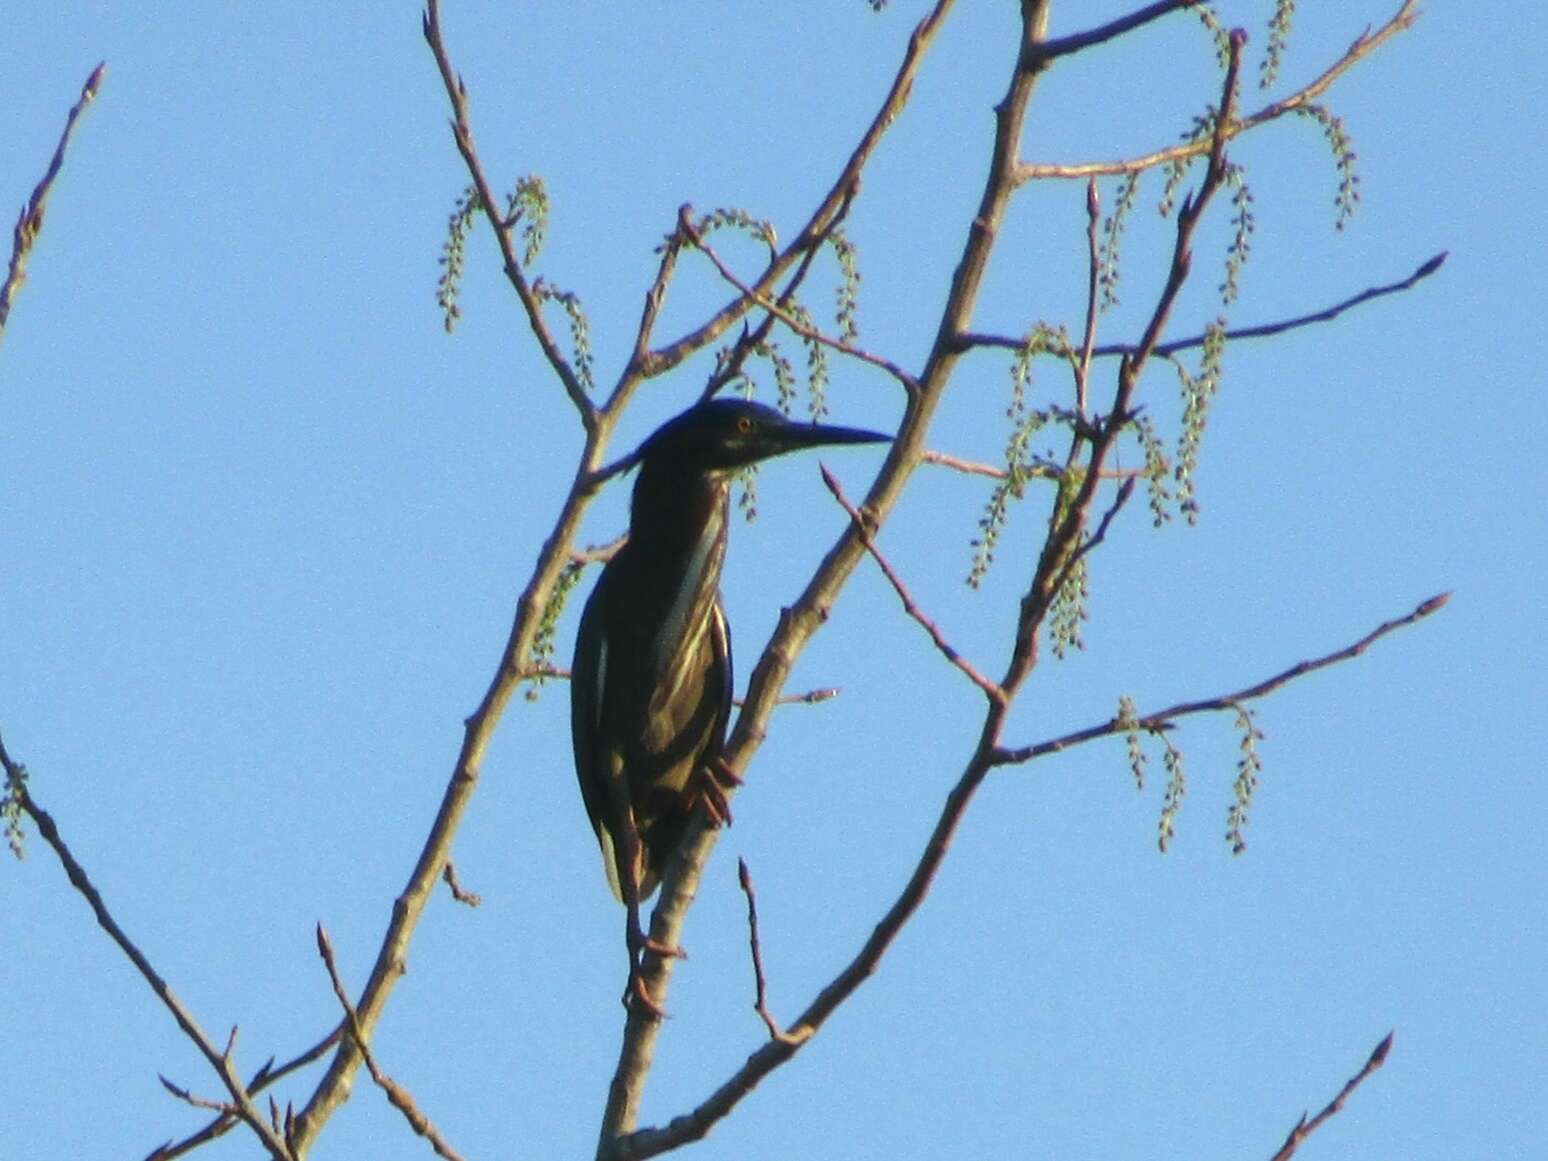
[143,1026,343,1161]
[957,251,1447,360]
[994,593,1449,766]
[316,925,467,1161]
[1,62,104,342]
[1033,0,1201,63]
[1015,1,1421,183]
[0,736,293,1160]
[422,0,593,422]
[679,206,921,397]
[821,465,1002,702]
[1270,1033,1394,1161]
[736,859,808,1046]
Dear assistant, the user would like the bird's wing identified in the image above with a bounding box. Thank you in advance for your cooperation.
[571,573,627,901]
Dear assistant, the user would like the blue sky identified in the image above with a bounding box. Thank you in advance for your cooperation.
[4,3,1543,1159]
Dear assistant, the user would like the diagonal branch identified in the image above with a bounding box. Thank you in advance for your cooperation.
[1,62,105,342]
[316,925,466,1161]
[821,465,1001,702]
[0,737,293,1160]
[1270,1033,1394,1161]
[1033,0,1202,62]
[957,251,1447,361]
[640,0,955,381]
[422,0,593,421]
[680,207,921,397]
[1015,0,1420,183]
[994,593,1449,766]
[143,1026,344,1161]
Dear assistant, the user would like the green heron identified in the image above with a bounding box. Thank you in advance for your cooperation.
[570,398,888,1012]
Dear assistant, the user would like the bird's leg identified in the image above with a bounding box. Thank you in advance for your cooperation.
[691,756,743,827]
[613,819,682,1021]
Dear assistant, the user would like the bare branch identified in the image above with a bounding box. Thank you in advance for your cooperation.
[1,62,105,341]
[0,736,293,1160]
[144,1026,343,1161]
[1034,0,1202,62]
[821,465,1002,702]
[441,860,482,907]
[642,0,954,381]
[316,925,467,1161]
[422,0,593,421]
[736,859,810,1046]
[1015,1,1421,183]
[958,251,1447,360]
[995,593,1449,766]
[679,206,921,397]
[1074,178,1102,416]
[1270,1033,1394,1161]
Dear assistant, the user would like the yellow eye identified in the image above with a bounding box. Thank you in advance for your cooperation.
[736,416,753,434]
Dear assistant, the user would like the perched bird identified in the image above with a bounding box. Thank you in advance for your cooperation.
[570,397,888,1010]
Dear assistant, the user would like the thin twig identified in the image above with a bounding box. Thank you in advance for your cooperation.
[143,1026,344,1161]
[1,62,105,340]
[1074,178,1102,417]
[1270,1033,1394,1161]
[821,466,1002,703]
[736,859,809,1046]
[1015,1,1420,182]
[679,207,921,397]
[921,448,1144,483]
[0,736,293,1160]
[994,593,1449,766]
[570,534,628,566]
[316,925,467,1161]
[422,0,593,420]
[1033,0,1202,61]
[699,185,860,403]
[157,1076,235,1115]
[441,860,482,907]
[957,252,1447,361]
[291,14,623,1145]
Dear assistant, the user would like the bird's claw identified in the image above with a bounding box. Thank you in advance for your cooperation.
[622,967,668,1020]
[694,757,743,827]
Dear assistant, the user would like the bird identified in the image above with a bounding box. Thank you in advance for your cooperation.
[570,397,889,1013]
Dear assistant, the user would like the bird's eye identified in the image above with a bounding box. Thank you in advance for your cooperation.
[736,416,753,434]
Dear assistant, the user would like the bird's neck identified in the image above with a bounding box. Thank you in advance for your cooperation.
[629,465,732,677]
[631,464,730,564]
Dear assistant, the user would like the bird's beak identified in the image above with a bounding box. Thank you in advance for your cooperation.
[772,420,891,453]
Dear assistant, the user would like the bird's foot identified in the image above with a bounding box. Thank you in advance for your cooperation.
[628,920,686,962]
[621,926,681,1021]
[622,964,667,1021]
[693,757,743,827]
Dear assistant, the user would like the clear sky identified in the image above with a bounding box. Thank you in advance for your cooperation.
[4,3,1543,1159]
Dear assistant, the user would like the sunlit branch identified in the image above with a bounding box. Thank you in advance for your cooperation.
[1,62,104,341]
[1269,1033,1394,1161]
[821,466,1002,702]
[958,251,1446,361]
[736,859,808,1046]
[1033,0,1202,62]
[422,0,593,421]
[0,736,293,1160]
[680,206,921,397]
[994,594,1448,766]
[316,926,467,1161]
[1015,1,1420,183]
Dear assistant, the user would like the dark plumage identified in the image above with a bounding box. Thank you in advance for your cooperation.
[570,398,888,1009]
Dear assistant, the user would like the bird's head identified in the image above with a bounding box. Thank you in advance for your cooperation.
[637,398,890,476]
